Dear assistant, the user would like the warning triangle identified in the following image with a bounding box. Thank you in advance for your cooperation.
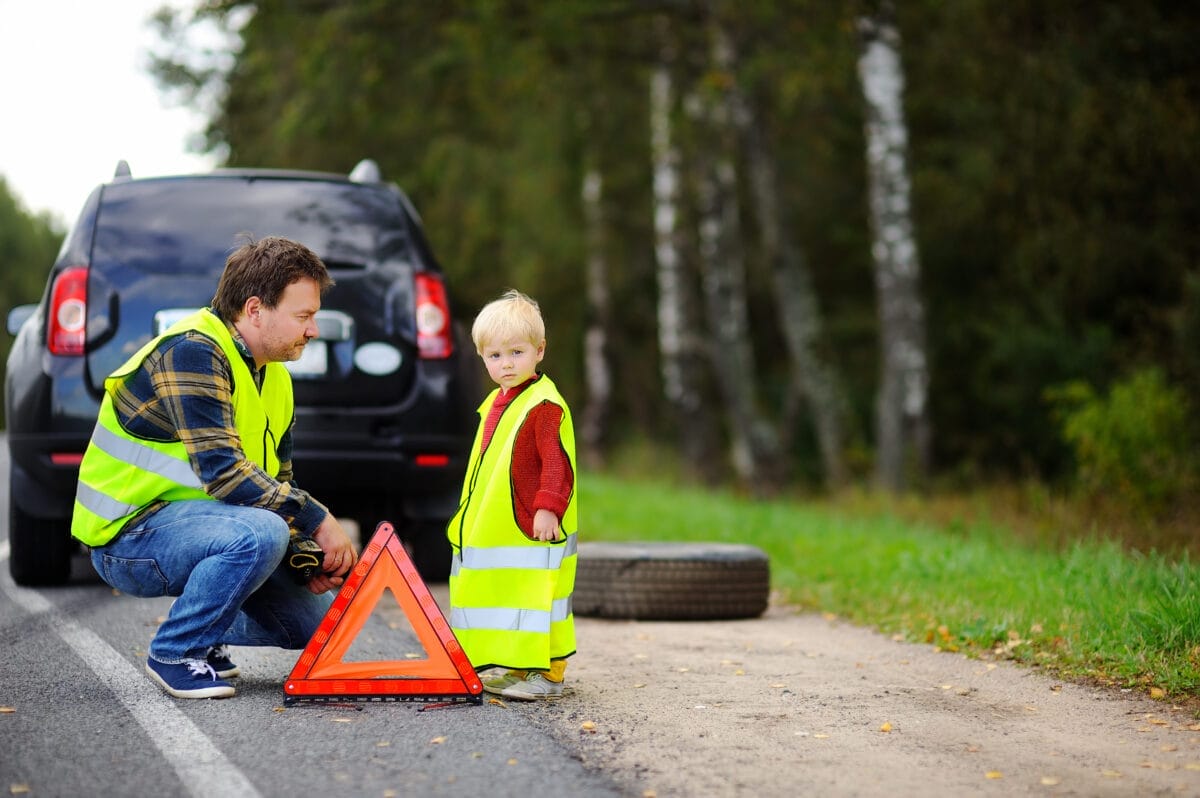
[283,521,482,704]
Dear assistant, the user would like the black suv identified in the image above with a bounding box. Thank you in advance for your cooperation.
[5,160,479,585]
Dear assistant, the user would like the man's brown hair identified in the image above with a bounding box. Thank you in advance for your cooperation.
[211,236,334,320]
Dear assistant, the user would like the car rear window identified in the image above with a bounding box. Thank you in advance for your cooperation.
[93,176,410,274]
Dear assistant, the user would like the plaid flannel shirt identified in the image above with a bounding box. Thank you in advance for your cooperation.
[107,319,328,536]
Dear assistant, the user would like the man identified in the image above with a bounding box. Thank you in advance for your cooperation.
[72,236,357,699]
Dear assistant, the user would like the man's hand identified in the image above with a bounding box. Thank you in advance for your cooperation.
[531,508,563,542]
[307,514,359,595]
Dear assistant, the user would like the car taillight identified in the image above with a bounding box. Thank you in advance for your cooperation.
[47,266,88,356]
[414,273,453,359]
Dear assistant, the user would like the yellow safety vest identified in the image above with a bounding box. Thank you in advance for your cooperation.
[447,375,578,670]
[71,309,293,547]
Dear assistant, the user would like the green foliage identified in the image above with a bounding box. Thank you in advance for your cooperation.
[154,1,1200,497]
[585,470,1200,695]
[1048,368,1196,514]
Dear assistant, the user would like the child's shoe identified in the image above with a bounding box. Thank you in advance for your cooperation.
[500,672,563,701]
[482,669,527,695]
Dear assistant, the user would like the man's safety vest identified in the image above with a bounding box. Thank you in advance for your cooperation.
[447,375,578,671]
[71,309,293,547]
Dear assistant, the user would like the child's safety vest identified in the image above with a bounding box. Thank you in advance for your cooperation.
[447,375,578,670]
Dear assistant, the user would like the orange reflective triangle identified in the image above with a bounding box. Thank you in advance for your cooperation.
[284,521,482,704]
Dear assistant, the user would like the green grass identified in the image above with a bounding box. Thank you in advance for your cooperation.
[582,470,1200,700]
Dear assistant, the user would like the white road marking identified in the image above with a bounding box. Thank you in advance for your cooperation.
[0,541,262,798]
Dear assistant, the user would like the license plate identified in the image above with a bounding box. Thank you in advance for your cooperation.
[287,341,327,377]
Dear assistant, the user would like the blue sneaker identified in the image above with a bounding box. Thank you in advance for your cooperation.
[206,645,240,679]
[146,657,235,699]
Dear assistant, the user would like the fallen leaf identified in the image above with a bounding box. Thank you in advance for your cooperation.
[1039,776,1060,786]
[814,733,830,739]
[941,684,952,690]
[676,667,690,673]
[633,683,646,689]
[331,718,353,724]
[1185,763,1200,771]
[880,722,892,733]
[1161,745,1178,752]
[472,752,483,759]
[966,745,981,753]
[1187,723,1200,731]
[507,758,518,766]
[984,771,1002,779]
[1024,706,1038,713]
[383,790,398,798]
[487,698,507,707]
[376,741,391,748]
[643,791,657,798]
[581,721,597,732]
[10,786,32,795]
[770,683,787,689]
[272,707,286,713]
[734,669,745,676]
[1101,769,1122,778]
[430,736,447,745]
[1150,687,1166,700]
[1149,718,1169,726]
[0,707,15,714]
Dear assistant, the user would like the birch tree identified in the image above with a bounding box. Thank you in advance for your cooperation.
[858,1,931,490]
[579,161,612,468]
[651,23,722,481]
[691,17,783,489]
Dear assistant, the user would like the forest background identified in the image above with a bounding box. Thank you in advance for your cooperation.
[3,0,1198,551]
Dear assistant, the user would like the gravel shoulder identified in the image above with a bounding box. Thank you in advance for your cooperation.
[501,593,1200,797]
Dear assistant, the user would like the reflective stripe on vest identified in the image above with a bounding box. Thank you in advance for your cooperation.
[449,596,574,633]
[450,535,578,575]
[71,309,292,547]
[90,424,204,490]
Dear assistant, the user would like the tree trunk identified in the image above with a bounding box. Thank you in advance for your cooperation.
[579,162,612,469]
[739,87,849,490]
[692,20,783,491]
[650,38,722,482]
[858,2,932,490]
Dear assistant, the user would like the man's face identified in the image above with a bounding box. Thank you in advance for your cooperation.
[480,337,545,392]
[258,278,321,363]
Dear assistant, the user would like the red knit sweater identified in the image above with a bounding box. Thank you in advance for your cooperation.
[479,375,574,538]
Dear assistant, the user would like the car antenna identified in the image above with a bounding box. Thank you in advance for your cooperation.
[114,160,132,180]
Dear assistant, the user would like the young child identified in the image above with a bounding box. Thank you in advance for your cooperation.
[447,289,578,700]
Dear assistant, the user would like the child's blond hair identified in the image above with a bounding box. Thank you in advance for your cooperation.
[471,289,546,353]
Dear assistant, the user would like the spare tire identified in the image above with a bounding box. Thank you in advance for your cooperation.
[573,541,770,621]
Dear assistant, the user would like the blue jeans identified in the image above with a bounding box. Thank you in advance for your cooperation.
[90,500,333,663]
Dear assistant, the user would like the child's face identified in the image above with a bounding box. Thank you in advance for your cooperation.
[480,337,545,392]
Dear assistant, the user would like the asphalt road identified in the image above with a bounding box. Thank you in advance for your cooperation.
[0,437,621,798]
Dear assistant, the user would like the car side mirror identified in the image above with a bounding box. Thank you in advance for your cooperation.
[7,304,37,336]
